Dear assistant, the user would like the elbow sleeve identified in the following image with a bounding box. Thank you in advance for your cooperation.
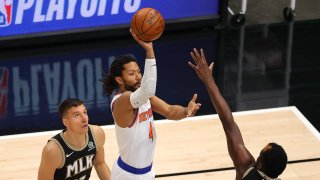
[130,59,157,108]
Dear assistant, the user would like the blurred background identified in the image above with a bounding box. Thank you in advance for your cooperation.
[0,0,319,135]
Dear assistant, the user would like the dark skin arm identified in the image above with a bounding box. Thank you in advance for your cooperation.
[188,48,255,179]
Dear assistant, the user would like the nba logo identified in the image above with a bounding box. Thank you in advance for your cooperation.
[0,0,12,27]
[0,67,9,117]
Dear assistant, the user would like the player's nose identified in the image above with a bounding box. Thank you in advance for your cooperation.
[136,73,142,80]
[81,114,88,122]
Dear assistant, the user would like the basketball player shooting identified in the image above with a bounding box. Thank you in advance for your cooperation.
[100,29,201,180]
[188,48,287,180]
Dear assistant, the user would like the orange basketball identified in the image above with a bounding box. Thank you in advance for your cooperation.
[131,8,165,42]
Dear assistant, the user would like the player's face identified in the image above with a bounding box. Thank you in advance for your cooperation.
[121,62,142,92]
[63,104,89,134]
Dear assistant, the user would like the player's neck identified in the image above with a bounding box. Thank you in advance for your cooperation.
[64,131,87,148]
[119,89,126,93]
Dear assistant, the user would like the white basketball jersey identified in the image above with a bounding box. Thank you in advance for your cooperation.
[111,94,157,168]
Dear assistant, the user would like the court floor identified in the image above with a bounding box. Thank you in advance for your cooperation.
[0,106,319,179]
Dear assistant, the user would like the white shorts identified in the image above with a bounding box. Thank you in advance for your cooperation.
[111,161,155,180]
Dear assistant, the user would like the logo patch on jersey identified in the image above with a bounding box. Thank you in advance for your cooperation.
[0,0,13,27]
[88,141,95,151]
[66,151,74,158]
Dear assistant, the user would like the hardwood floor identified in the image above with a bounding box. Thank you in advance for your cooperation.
[0,107,319,179]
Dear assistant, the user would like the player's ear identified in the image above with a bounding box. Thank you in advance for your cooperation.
[115,76,123,86]
[62,118,68,127]
[256,155,263,170]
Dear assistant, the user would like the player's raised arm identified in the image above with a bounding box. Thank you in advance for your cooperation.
[188,48,255,176]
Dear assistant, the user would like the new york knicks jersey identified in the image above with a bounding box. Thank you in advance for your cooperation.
[111,93,157,168]
[50,125,97,180]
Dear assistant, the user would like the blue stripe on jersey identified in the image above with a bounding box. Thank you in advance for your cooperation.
[117,157,152,175]
[128,109,139,128]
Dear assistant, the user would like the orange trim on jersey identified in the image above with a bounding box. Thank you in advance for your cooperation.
[149,122,154,142]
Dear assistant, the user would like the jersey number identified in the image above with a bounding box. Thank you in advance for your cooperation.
[149,122,154,142]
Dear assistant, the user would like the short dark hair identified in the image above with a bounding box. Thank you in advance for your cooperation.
[59,98,84,118]
[259,142,287,178]
[100,55,137,96]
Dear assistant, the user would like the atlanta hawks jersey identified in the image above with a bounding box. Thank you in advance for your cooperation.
[111,93,157,169]
[50,125,97,180]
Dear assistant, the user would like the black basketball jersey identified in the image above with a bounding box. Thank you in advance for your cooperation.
[50,125,97,180]
[242,167,263,180]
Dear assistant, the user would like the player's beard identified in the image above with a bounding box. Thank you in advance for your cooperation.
[124,81,140,92]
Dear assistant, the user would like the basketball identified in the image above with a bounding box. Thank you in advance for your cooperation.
[131,8,165,42]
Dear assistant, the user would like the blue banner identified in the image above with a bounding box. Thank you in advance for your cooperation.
[0,32,218,135]
[0,0,219,37]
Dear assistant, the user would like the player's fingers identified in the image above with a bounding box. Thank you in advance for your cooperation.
[193,48,201,60]
[191,94,198,102]
[209,62,214,71]
[188,61,197,69]
[130,28,146,44]
[200,48,207,63]
[190,52,199,64]
[130,30,139,41]
[130,28,136,37]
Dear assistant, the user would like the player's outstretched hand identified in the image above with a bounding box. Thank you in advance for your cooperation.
[188,48,214,83]
[186,94,201,117]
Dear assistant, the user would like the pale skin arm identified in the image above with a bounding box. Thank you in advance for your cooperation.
[188,48,255,178]
[38,141,63,180]
[150,94,201,120]
[92,125,111,180]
